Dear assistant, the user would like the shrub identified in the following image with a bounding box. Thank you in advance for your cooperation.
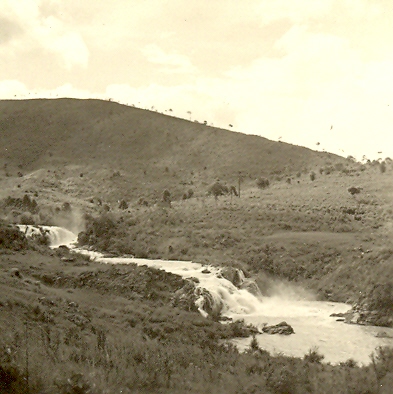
[304,347,325,364]
[256,177,270,189]
[0,226,28,250]
[229,185,238,196]
[162,190,171,203]
[380,162,387,173]
[118,199,128,210]
[207,182,229,200]
[310,171,316,181]
[348,187,361,195]
[249,335,260,352]
[62,202,71,212]
[367,283,393,312]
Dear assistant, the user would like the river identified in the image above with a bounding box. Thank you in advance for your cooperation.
[19,225,393,365]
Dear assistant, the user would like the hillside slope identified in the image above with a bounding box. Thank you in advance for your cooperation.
[0,98,344,201]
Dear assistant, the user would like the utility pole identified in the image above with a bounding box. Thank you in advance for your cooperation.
[238,172,243,198]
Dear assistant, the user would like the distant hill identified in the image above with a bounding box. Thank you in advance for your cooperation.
[0,98,346,200]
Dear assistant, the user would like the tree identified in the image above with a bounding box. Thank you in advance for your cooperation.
[256,177,270,189]
[207,182,228,201]
[162,189,171,203]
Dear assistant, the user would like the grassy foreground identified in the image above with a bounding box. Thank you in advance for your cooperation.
[1,238,393,394]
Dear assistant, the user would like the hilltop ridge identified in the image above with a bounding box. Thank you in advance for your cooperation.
[0,98,345,201]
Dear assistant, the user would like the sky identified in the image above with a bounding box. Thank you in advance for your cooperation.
[1,0,393,160]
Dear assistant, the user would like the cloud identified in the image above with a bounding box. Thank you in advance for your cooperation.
[0,16,23,44]
[0,80,28,98]
[142,44,198,74]
[0,80,95,100]
[1,0,89,69]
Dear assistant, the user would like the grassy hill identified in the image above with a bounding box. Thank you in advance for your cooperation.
[0,98,345,202]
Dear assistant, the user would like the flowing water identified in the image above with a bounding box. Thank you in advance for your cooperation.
[17,225,78,248]
[19,225,393,365]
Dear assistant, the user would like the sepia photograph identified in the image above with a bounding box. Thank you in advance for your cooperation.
[1,1,393,392]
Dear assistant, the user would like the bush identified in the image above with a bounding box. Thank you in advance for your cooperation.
[256,177,270,189]
[207,182,229,200]
[118,199,128,210]
[367,283,393,312]
[348,187,361,195]
[310,171,316,181]
[162,190,171,203]
[304,347,325,364]
[0,226,28,250]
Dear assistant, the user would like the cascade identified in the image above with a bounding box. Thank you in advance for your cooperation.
[16,225,78,248]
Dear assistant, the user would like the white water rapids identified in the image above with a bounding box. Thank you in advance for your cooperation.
[19,225,393,365]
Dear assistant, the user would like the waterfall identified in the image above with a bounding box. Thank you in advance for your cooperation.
[16,225,78,248]
[97,257,264,318]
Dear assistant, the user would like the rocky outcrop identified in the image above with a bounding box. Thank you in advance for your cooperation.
[171,282,199,312]
[340,305,393,327]
[262,321,294,335]
[171,280,224,317]
[240,279,262,297]
[335,284,393,328]
[220,267,243,287]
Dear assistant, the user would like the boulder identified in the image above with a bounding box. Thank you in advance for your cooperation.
[240,279,262,297]
[262,321,294,335]
[221,267,243,287]
[10,268,22,278]
[171,282,198,312]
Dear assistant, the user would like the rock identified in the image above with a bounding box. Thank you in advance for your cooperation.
[195,287,223,317]
[221,267,243,287]
[240,279,262,297]
[10,268,22,278]
[344,311,361,325]
[375,331,393,339]
[262,321,294,335]
[61,256,75,262]
[330,312,345,318]
[171,282,199,312]
[201,268,211,274]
